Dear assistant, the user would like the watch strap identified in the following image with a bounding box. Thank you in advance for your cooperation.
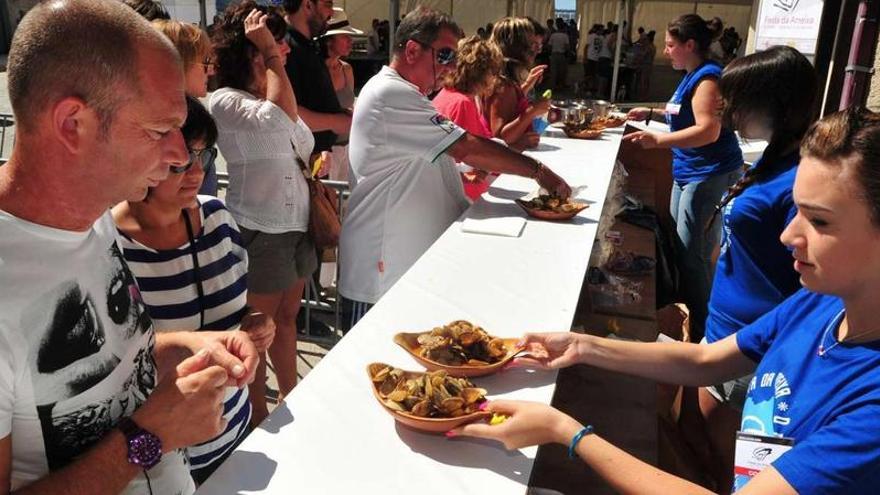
[118,417,162,470]
[117,417,141,437]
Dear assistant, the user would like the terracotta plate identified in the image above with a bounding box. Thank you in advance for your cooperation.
[367,362,491,433]
[564,128,604,139]
[393,333,524,377]
[514,199,589,221]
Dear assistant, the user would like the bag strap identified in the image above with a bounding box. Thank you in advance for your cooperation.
[181,207,206,330]
[292,140,314,180]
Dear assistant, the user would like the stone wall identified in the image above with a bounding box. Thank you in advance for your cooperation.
[866,38,880,111]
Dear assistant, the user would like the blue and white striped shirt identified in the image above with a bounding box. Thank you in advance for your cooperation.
[117,196,251,473]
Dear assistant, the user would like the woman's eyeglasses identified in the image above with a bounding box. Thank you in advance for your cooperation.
[201,59,216,74]
[170,147,217,174]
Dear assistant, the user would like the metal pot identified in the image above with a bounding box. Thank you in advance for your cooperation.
[548,100,593,128]
[588,100,611,119]
[575,104,595,127]
[548,100,576,125]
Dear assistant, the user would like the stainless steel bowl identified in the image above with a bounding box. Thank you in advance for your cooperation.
[574,104,595,126]
[589,100,611,119]
[548,100,577,125]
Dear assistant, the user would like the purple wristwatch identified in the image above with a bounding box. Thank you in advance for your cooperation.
[118,417,162,470]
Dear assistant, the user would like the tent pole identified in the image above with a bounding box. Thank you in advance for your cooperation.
[610,0,624,102]
[389,0,399,61]
[199,0,207,29]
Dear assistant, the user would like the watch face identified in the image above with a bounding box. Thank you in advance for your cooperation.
[128,431,162,469]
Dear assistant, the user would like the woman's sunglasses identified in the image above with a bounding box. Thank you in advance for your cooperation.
[170,147,218,174]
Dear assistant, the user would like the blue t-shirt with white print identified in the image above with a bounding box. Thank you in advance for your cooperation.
[734,289,880,493]
[705,153,801,343]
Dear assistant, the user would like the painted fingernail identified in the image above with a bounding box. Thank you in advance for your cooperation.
[232,364,245,377]
[196,348,209,359]
[478,401,490,411]
[444,430,458,438]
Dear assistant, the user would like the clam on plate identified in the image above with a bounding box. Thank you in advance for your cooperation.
[393,332,525,377]
[367,362,491,433]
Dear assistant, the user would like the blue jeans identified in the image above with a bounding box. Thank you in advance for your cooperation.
[670,169,741,341]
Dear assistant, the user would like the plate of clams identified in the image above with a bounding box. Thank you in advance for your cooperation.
[394,320,524,377]
[368,363,491,432]
[515,194,589,221]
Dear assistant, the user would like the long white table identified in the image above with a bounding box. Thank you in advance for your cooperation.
[198,126,624,494]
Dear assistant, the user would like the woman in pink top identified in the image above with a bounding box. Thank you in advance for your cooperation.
[484,17,551,150]
[433,36,504,200]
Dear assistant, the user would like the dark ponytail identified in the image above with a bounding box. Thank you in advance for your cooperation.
[667,14,719,57]
[708,46,818,228]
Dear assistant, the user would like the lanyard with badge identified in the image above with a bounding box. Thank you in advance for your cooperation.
[734,432,794,486]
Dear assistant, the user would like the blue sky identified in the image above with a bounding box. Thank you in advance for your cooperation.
[556,0,576,10]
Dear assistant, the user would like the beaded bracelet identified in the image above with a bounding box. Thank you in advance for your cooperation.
[568,425,594,459]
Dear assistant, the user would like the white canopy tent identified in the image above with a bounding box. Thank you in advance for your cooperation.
[575,0,754,101]
[337,0,556,37]
[48,0,549,36]
[575,0,755,64]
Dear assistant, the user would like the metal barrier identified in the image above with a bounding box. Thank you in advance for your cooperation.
[216,171,350,341]
[302,179,349,341]
[0,113,14,165]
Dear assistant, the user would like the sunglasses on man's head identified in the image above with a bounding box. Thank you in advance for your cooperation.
[170,147,217,174]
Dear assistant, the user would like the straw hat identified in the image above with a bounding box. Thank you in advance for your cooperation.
[323,7,363,37]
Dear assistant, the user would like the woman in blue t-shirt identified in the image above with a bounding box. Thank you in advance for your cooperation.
[452,108,880,493]
[625,14,744,341]
[695,46,818,492]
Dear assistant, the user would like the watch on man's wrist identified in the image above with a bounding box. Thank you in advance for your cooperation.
[118,417,162,470]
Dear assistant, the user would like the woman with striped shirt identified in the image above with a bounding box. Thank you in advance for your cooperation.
[112,96,275,484]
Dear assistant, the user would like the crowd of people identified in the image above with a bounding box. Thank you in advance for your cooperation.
[0,0,878,494]
[580,16,741,101]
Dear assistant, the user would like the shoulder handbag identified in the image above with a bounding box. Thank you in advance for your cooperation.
[297,154,341,250]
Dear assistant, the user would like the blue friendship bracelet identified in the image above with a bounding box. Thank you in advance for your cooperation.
[568,425,594,459]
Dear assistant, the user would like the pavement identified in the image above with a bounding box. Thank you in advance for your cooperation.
[0,69,9,114]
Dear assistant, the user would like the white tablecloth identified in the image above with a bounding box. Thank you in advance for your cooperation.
[197,127,624,495]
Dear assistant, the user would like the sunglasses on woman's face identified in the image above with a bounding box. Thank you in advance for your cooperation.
[169,147,217,174]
